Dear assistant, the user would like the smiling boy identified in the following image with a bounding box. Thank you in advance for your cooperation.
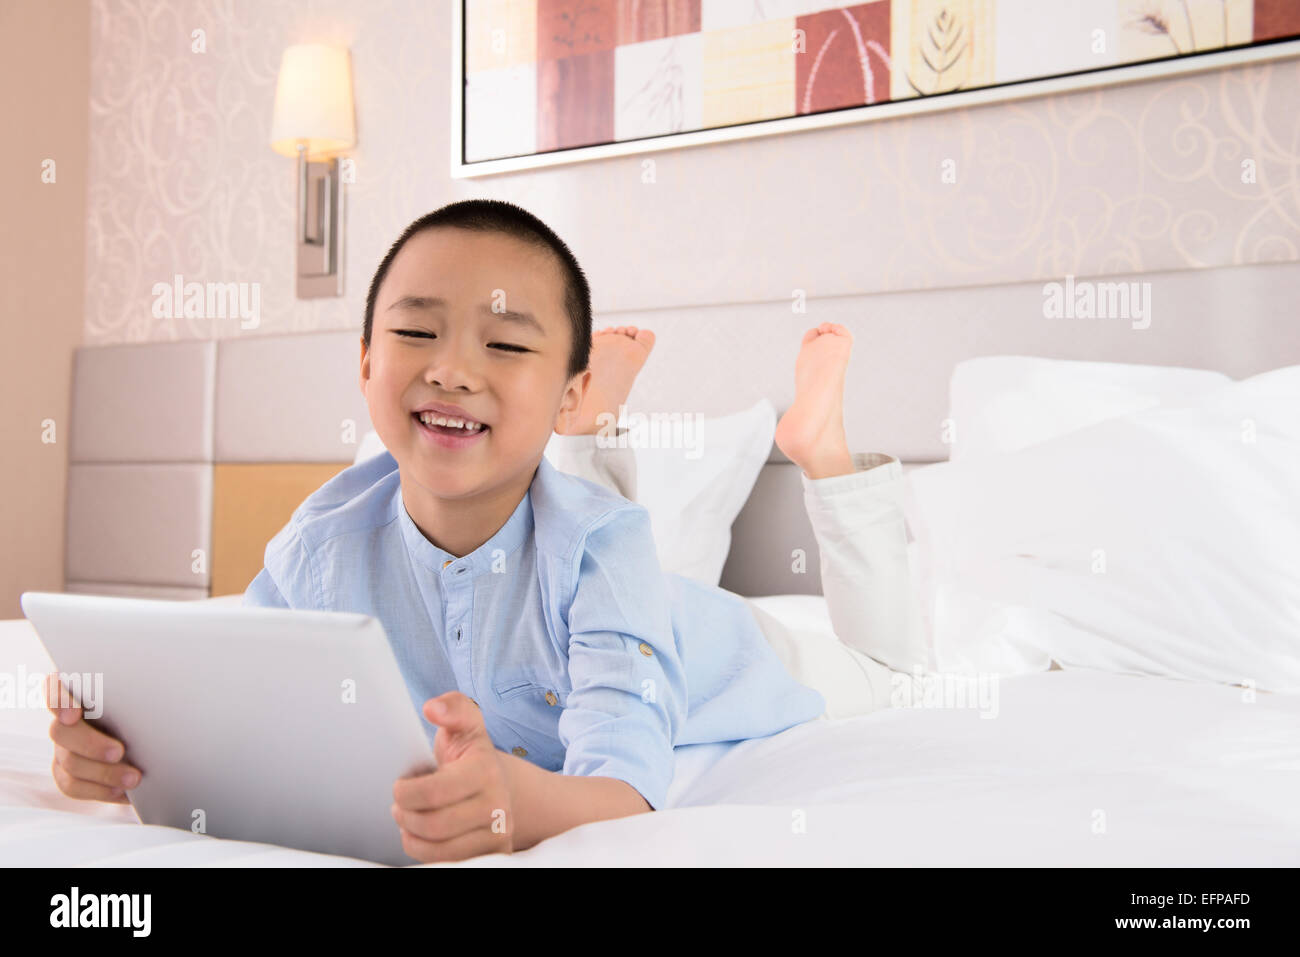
[242,200,828,861]
[47,200,888,863]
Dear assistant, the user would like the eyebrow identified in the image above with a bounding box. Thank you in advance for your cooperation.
[386,296,546,335]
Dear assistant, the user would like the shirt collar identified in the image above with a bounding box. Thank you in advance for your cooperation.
[395,472,535,579]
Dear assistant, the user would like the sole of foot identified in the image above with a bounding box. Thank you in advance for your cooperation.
[774,322,855,480]
[562,326,656,435]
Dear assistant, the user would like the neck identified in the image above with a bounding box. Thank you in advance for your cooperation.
[400,461,538,558]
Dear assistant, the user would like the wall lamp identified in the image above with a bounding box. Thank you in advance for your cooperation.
[270,44,356,298]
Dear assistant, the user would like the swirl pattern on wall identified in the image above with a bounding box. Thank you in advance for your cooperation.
[84,0,1300,344]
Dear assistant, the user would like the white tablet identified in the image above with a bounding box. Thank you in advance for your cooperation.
[20,591,437,866]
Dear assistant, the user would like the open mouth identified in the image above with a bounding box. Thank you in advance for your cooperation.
[412,411,489,446]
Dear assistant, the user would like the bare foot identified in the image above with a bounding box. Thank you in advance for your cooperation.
[774,323,855,479]
[560,326,656,435]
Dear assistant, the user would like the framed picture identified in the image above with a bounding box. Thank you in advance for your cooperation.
[452,0,1300,178]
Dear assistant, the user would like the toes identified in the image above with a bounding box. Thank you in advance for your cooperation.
[808,322,852,341]
[594,325,655,351]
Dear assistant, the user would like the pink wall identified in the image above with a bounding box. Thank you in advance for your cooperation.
[1,0,92,617]
[81,0,1300,345]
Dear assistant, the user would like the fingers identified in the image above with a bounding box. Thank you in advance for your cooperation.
[394,699,510,861]
[392,789,504,844]
[423,692,492,767]
[44,672,81,724]
[47,694,139,805]
[50,754,134,803]
[51,740,140,790]
[397,822,508,864]
[393,756,485,811]
[49,710,126,763]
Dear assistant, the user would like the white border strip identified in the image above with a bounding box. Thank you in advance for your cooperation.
[450,4,1300,180]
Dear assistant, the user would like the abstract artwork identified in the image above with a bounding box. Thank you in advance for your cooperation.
[458,0,1300,171]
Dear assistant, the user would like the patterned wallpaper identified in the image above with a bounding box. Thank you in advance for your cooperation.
[84,0,1300,344]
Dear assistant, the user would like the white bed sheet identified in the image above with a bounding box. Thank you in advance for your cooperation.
[3,597,1297,867]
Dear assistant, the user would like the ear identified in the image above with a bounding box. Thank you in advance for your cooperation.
[555,368,591,435]
[359,335,370,398]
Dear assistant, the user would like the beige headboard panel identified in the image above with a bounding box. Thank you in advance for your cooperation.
[66,331,367,600]
[66,260,1300,600]
[210,463,350,598]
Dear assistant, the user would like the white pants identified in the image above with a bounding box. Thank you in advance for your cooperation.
[545,433,928,721]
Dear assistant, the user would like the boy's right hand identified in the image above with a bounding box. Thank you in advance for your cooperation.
[45,672,140,804]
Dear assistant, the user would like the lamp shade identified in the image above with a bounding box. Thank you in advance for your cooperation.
[269,44,356,159]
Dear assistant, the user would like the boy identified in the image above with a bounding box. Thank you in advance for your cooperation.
[46,200,922,863]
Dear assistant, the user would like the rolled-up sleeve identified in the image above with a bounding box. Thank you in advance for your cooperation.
[558,505,686,811]
[240,520,318,610]
[242,566,290,608]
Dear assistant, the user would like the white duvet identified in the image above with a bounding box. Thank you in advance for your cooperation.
[3,599,1297,867]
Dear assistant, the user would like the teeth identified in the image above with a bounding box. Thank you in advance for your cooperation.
[418,412,484,431]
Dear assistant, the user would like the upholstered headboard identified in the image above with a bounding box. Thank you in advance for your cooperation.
[65,260,1300,601]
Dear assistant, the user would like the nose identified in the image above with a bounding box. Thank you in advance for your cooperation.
[424,332,482,393]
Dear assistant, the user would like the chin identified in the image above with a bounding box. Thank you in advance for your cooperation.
[412,461,484,499]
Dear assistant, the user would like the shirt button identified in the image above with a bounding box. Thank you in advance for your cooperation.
[544,690,558,706]
[512,746,527,757]
[638,642,654,657]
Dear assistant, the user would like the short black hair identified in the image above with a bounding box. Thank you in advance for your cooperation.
[363,199,592,380]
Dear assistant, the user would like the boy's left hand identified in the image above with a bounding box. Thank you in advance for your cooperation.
[391,691,514,863]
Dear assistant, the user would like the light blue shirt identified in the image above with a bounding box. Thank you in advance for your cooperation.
[242,450,825,810]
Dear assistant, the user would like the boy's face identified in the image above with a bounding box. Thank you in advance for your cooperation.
[361,227,588,501]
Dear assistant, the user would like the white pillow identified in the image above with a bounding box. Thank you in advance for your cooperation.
[948,356,1231,460]
[353,399,775,587]
[906,365,1300,692]
[629,398,775,586]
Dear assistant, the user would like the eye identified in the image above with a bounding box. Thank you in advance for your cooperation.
[489,343,531,353]
[394,330,434,339]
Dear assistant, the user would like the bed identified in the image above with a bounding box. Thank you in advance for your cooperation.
[5,595,1298,867]
[13,259,1300,866]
